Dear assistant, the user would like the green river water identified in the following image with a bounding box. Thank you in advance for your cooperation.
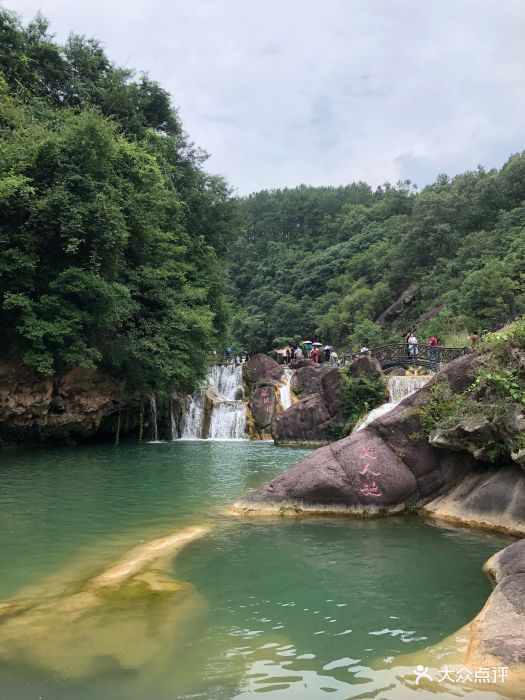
[0,441,515,699]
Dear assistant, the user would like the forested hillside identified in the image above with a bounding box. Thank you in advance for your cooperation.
[0,9,239,394]
[230,158,525,353]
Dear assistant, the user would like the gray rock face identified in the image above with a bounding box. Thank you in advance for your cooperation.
[429,401,525,467]
[272,364,342,445]
[251,386,276,430]
[243,354,285,438]
[271,394,333,445]
[347,354,384,378]
[471,539,525,666]
[376,283,420,324]
[243,354,284,387]
[430,415,496,461]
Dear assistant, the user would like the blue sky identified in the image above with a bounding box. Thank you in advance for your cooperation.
[7,0,525,194]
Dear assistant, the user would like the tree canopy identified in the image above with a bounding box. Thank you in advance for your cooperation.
[230,161,525,353]
[0,8,240,393]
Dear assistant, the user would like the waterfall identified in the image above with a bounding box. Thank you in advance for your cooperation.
[150,396,159,441]
[279,368,293,410]
[181,392,205,439]
[208,364,243,400]
[388,375,432,403]
[170,395,179,441]
[354,374,432,432]
[208,401,246,439]
[180,364,246,440]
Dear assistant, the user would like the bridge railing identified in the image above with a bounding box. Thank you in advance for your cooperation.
[368,343,469,369]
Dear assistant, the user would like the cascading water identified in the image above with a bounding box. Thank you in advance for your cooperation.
[279,368,293,410]
[180,364,246,440]
[208,364,243,400]
[150,397,159,441]
[388,375,432,403]
[181,393,205,439]
[354,374,432,432]
[208,401,246,439]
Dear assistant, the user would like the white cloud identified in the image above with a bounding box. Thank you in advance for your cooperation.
[7,0,525,193]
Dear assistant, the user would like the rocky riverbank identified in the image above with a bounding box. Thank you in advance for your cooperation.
[233,330,525,686]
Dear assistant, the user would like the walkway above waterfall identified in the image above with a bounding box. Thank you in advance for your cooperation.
[367,344,469,372]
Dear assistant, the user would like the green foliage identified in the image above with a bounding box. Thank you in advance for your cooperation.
[339,371,387,435]
[347,319,386,351]
[230,155,525,354]
[414,380,478,436]
[0,8,239,393]
[473,367,525,404]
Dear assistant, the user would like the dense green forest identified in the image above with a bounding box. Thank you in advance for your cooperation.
[2,10,524,386]
[0,9,239,393]
[230,158,525,353]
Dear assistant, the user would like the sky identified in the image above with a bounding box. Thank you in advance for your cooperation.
[6,0,525,195]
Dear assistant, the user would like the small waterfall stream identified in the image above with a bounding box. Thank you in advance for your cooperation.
[387,375,432,403]
[208,364,243,400]
[354,374,432,432]
[279,369,293,411]
[208,402,246,439]
[181,393,205,439]
[180,365,246,440]
[150,397,159,442]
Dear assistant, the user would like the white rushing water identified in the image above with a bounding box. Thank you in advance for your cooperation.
[354,374,432,432]
[180,364,246,439]
[149,396,159,442]
[208,401,246,439]
[208,364,243,400]
[388,375,432,403]
[181,393,205,439]
[279,368,293,410]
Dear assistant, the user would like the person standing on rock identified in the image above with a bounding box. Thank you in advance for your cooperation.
[313,346,319,364]
[324,345,331,363]
[294,346,303,360]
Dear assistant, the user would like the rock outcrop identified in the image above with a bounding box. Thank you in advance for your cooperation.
[0,360,140,444]
[478,538,525,667]
[233,353,525,531]
[376,283,420,324]
[272,363,342,446]
[430,402,525,469]
[243,353,284,388]
[243,354,287,439]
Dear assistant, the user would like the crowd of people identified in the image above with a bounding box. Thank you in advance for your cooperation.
[220,330,481,371]
[279,342,340,366]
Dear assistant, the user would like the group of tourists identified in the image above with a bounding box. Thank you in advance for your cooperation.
[280,342,339,366]
[219,348,250,365]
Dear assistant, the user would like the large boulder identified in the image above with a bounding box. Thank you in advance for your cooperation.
[271,394,333,445]
[466,539,525,667]
[243,354,284,388]
[347,354,384,378]
[243,354,286,439]
[236,353,483,515]
[250,386,276,430]
[290,364,326,397]
[272,363,342,445]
